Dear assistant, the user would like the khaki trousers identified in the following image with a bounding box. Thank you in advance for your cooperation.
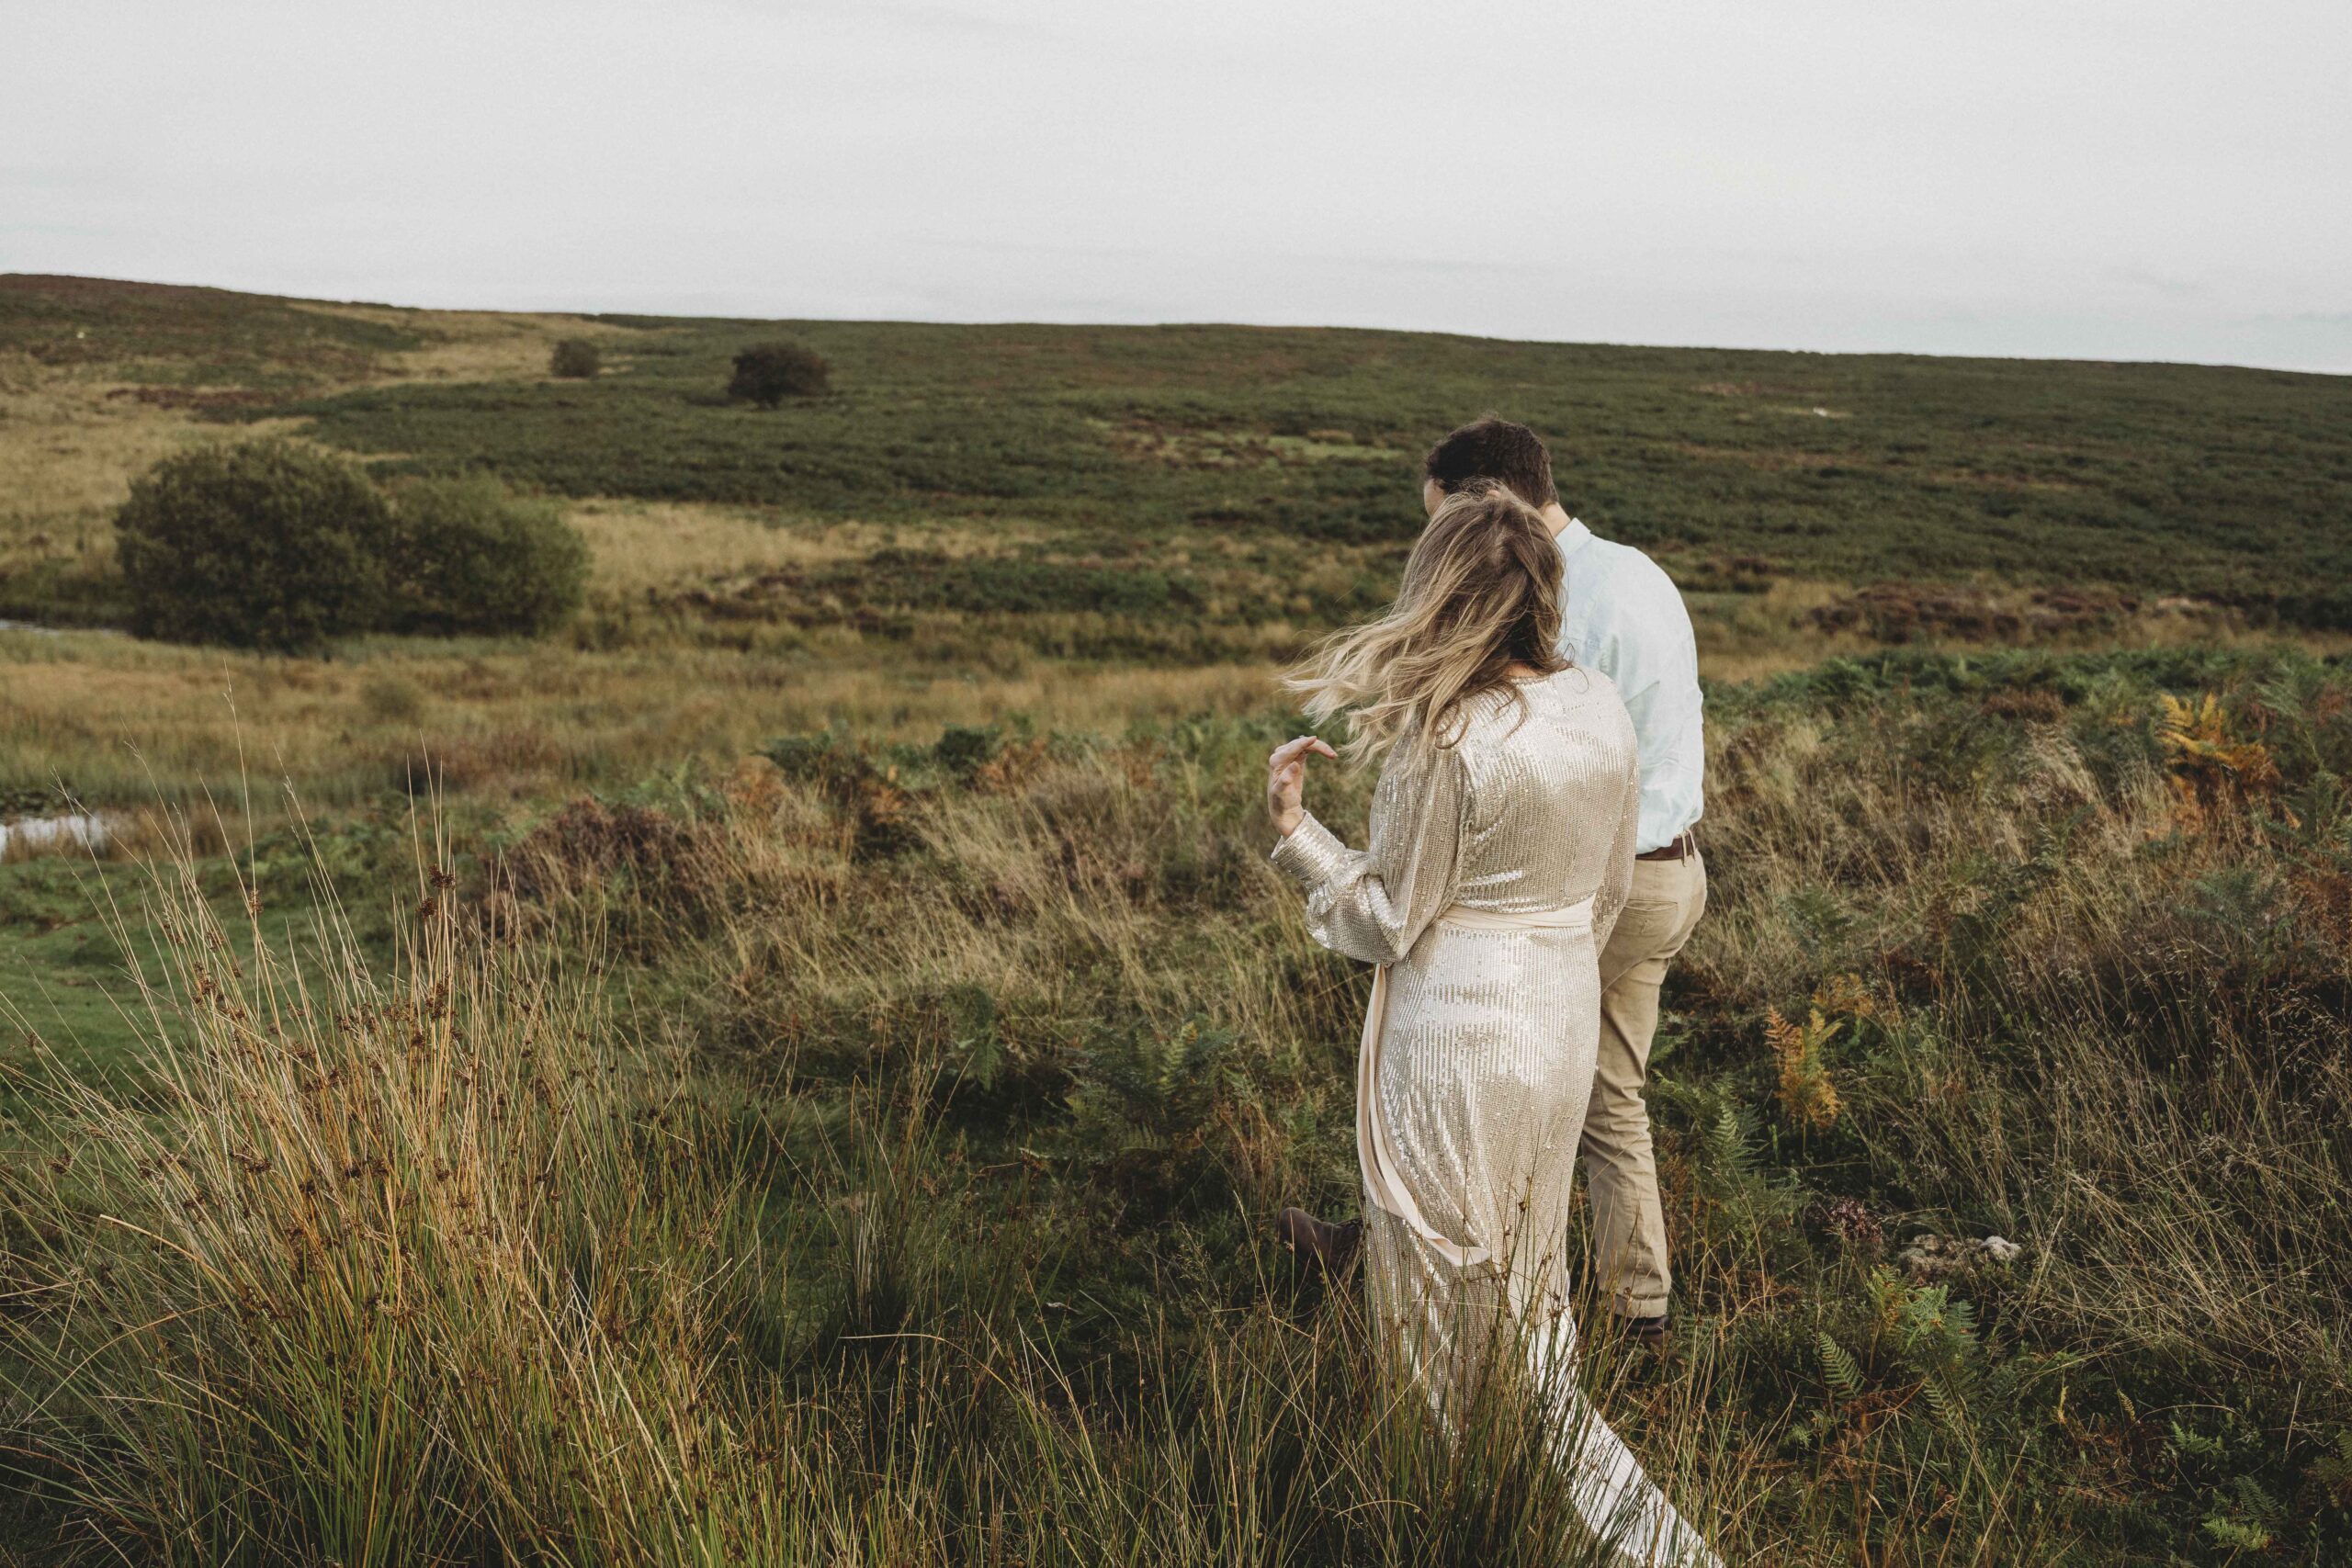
[1579,849,1707,1318]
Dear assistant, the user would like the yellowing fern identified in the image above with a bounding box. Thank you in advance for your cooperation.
[2156,692,2282,831]
[1811,971,1880,1023]
[1766,1005,1844,1131]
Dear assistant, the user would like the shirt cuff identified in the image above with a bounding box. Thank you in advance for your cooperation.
[1270,810,1350,887]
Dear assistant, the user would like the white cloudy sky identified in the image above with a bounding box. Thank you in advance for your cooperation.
[6,1,2348,371]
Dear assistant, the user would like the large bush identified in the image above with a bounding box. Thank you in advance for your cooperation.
[548,339,600,378]
[382,476,588,636]
[727,342,831,407]
[113,439,389,652]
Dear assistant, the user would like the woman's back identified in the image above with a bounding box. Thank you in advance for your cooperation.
[1434,666,1639,919]
[1264,477,1720,1564]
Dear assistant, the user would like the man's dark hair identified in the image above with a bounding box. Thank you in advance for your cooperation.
[1422,416,1557,509]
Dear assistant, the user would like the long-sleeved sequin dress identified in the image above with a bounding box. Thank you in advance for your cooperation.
[1272,668,1720,1568]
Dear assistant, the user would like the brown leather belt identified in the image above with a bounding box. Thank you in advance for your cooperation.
[1636,831,1697,863]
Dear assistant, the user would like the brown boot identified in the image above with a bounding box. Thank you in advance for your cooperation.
[1277,1208,1363,1277]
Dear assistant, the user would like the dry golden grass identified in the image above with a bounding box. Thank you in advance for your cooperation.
[0,350,311,574]
[0,794,1776,1564]
[0,624,1283,805]
[1690,576,2352,684]
[6,636,2346,1560]
[570,501,1048,600]
[289,299,646,387]
[17,547,2343,812]
[0,305,648,581]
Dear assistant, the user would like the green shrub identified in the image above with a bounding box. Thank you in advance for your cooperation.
[113,439,389,651]
[382,476,588,636]
[548,339,601,378]
[727,342,830,407]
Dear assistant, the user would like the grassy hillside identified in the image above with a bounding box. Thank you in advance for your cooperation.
[6,275,2347,822]
[2,275,2348,1562]
[9,273,2352,646]
[276,316,2352,618]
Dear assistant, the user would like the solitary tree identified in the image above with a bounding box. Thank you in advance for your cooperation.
[549,339,601,378]
[728,342,831,407]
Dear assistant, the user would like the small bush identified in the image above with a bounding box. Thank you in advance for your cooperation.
[548,339,601,378]
[357,671,427,724]
[114,439,389,651]
[382,476,588,637]
[728,342,831,407]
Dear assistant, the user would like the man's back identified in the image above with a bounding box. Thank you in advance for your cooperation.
[1553,519,1704,854]
[1412,414,1710,1336]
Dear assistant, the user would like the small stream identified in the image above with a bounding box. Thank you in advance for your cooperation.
[0,811,127,861]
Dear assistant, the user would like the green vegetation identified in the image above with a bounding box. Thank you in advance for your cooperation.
[3,276,2349,1562]
[0,273,422,393]
[383,474,588,636]
[548,336,601,379]
[727,339,831,406]
[114,438,391,650]
[252,316,2352,628]
[6,650,2349,1562]
[109,441,587,650]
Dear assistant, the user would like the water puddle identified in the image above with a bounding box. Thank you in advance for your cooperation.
[0,811,128,861]
[0,619,124,637]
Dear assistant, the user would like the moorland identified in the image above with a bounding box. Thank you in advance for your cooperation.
[1,272,2348,1564]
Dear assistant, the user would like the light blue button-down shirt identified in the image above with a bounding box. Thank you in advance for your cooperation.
[1555,518,1705,853]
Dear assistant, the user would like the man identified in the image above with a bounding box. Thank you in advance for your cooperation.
[1280,416,1707,1348]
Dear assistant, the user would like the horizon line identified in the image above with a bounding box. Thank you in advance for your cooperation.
[9,267,2346,382]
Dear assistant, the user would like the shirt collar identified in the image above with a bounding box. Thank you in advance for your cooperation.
[1555,516,1594,555]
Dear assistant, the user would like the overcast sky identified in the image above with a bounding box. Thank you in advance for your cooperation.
[6,1,2348,372]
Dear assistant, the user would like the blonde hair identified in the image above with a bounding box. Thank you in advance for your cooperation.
[1285,482,1568,770]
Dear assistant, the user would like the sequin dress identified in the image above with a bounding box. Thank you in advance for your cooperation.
[1272,668,1721,1568]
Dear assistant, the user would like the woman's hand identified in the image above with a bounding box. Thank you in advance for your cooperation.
[1267,735,1338,838]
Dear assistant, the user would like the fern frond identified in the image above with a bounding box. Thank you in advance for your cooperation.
[1707,1105,1752,1175]
[2200,1516,2273,1551]
[1919,1371,1964,1426]
[1817,1331,1865,1402]
[2168,1420,2225,1459]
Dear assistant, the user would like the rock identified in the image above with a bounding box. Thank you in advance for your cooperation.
[1896,1230,2025,1283]
[1897,1233,1962,1283]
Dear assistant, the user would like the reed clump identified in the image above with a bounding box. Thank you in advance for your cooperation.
[0,818,805,1561]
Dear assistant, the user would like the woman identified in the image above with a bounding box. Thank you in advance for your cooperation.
[1266,483,1721,1567]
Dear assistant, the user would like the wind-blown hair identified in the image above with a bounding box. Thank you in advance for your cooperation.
[1286,482,1567,770]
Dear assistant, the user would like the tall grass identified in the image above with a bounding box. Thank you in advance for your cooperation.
[5,646,2347,1562]
[0,800,1763,1564]
[0,807,781,1561]
[679,649,2349,1560]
